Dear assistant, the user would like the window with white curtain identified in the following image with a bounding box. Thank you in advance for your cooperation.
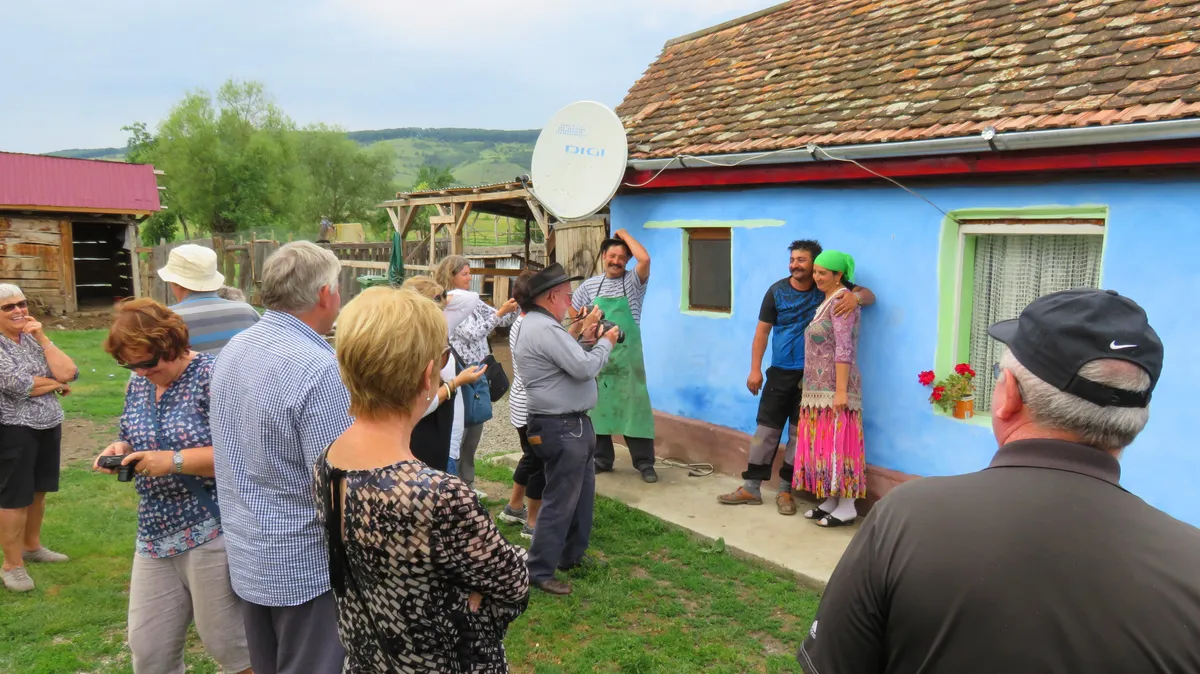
[960,228,1104,410]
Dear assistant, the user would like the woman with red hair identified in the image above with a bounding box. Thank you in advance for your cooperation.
[94,298,251,674]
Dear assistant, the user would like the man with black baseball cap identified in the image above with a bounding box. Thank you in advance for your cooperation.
[513,263,620,595]
[798,289,1200,673]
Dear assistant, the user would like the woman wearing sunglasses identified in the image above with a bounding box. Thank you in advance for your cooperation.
[93,299,251,674]
[0,284,79,593]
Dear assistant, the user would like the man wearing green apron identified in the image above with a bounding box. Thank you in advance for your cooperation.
[571,230,659,483]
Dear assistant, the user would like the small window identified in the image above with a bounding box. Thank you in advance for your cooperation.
[686,228,731,313]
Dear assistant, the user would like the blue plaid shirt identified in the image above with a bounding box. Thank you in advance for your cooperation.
[211,311,352,606]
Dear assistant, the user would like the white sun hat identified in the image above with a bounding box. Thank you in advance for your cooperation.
[156,244,224,292]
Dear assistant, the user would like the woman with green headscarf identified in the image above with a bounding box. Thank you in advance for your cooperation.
[793,250,866,527]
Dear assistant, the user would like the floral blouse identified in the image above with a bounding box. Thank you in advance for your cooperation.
[800,288,863,411]
[451,297,516,365]
[0,333,71,430]
[315,456,529,673]
[120,353,221,558]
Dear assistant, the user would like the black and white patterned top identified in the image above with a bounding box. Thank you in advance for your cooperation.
[0,333,66,429]
[571,270,648,325]
[507,315,526,429]
[314,454,529,674]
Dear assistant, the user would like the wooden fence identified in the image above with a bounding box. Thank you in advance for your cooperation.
[137,235,520,305]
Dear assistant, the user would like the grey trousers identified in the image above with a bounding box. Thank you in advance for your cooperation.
[128,537,251,674]
[526,414,596,582]
[459,423,485,486]
[241,590,344,674]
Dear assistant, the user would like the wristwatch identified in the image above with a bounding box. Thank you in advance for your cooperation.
[172,451,184,474]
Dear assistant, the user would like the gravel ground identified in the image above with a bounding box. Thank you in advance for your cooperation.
[476,334,524,462]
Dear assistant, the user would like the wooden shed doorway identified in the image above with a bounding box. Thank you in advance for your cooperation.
[70,221,137,312]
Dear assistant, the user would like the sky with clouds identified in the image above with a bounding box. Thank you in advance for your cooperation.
[1,0,766,154]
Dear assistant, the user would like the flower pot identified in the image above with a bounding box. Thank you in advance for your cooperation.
[953,396,975,419]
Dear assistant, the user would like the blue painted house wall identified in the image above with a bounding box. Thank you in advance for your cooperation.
[611,172,1200,527]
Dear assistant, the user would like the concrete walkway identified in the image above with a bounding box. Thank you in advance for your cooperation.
[493,444,856,589]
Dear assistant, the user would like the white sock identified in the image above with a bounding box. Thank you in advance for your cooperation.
[818,496,838,513]
[832,498,858,522]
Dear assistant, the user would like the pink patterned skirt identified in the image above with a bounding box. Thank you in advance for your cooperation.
[793,406,866,499]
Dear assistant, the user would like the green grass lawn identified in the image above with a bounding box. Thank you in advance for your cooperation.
[52,329,128,421]
[3,330,819,673]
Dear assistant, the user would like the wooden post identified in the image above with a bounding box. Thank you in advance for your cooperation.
[128,223,142,300]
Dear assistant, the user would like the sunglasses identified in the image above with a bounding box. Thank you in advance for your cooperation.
[433,293,445,303]
[120,355,161,370]
[438,346,451,369]
[1,300,27,313]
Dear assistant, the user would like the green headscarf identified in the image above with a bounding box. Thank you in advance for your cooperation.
[814,250,855,283]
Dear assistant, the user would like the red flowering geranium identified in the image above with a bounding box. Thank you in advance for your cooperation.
[919,363,976,413]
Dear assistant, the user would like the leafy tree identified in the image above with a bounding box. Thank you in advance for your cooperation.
[404,164,458,238]
[153,80,304,235]
[297,125,396,231]
[413,164,456,190]
[123,121,181,245]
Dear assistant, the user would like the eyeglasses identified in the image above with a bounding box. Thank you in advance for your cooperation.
[433,293,445,303]
[1,300,27,313]
[120,355,160,370]
[438,346,451,369]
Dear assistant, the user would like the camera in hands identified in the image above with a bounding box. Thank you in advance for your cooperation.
[583,305,625,344]
[97,455,136,482]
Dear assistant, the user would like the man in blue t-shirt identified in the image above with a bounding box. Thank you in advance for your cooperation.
[717,240,875,515]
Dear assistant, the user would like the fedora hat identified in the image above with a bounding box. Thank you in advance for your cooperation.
[156,244,224,293]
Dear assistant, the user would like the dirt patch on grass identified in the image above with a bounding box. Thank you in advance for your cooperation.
[61,418,117,466]
[42,313,115,331]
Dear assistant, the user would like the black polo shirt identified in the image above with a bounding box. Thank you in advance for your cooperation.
[799,439,1200,674]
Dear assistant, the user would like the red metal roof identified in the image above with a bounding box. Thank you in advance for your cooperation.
[0,152,161,215]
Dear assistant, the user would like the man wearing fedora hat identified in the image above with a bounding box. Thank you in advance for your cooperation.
[514,262,620,596]
[797,289,1200,673]
[157,245,259,355]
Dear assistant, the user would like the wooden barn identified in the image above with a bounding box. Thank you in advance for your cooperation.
[0,152,161,314]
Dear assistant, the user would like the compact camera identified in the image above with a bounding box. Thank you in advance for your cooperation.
[97,455,136,482]
[583,305,625,344]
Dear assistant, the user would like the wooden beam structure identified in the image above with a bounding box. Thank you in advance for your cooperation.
[378,181,563,274]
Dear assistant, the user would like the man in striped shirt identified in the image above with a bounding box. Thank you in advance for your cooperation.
[210,242,351,674]
[157,244,259,354]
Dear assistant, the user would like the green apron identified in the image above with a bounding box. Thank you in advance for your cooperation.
[589,293,656,439]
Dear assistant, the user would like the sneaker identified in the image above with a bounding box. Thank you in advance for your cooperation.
[2,566,34,593]
[533,578,572,595]
[594,464,613,475]
[520,524,535,540]
[23,547,69,563]
[473,488,489,501]
[641,467,659,484]
[499,505,528,525]
[717,486,764,506]
[775,492,797,516]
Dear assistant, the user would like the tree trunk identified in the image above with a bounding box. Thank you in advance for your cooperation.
[178,213,192,240]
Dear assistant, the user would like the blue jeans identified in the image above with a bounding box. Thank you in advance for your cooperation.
[525,414,596,582]
[447,457,458,477]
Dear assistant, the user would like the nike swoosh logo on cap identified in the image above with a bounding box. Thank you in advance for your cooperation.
[1110,341,1137,350]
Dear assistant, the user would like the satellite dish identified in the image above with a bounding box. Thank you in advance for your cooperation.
[530,101,628,222]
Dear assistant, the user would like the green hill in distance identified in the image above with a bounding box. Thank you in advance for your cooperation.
[47,127,538,189]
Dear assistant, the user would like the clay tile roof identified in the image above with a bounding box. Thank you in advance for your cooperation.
[616,0,1200,159]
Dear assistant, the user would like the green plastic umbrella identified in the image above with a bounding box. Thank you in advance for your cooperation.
[387,228,405,285]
